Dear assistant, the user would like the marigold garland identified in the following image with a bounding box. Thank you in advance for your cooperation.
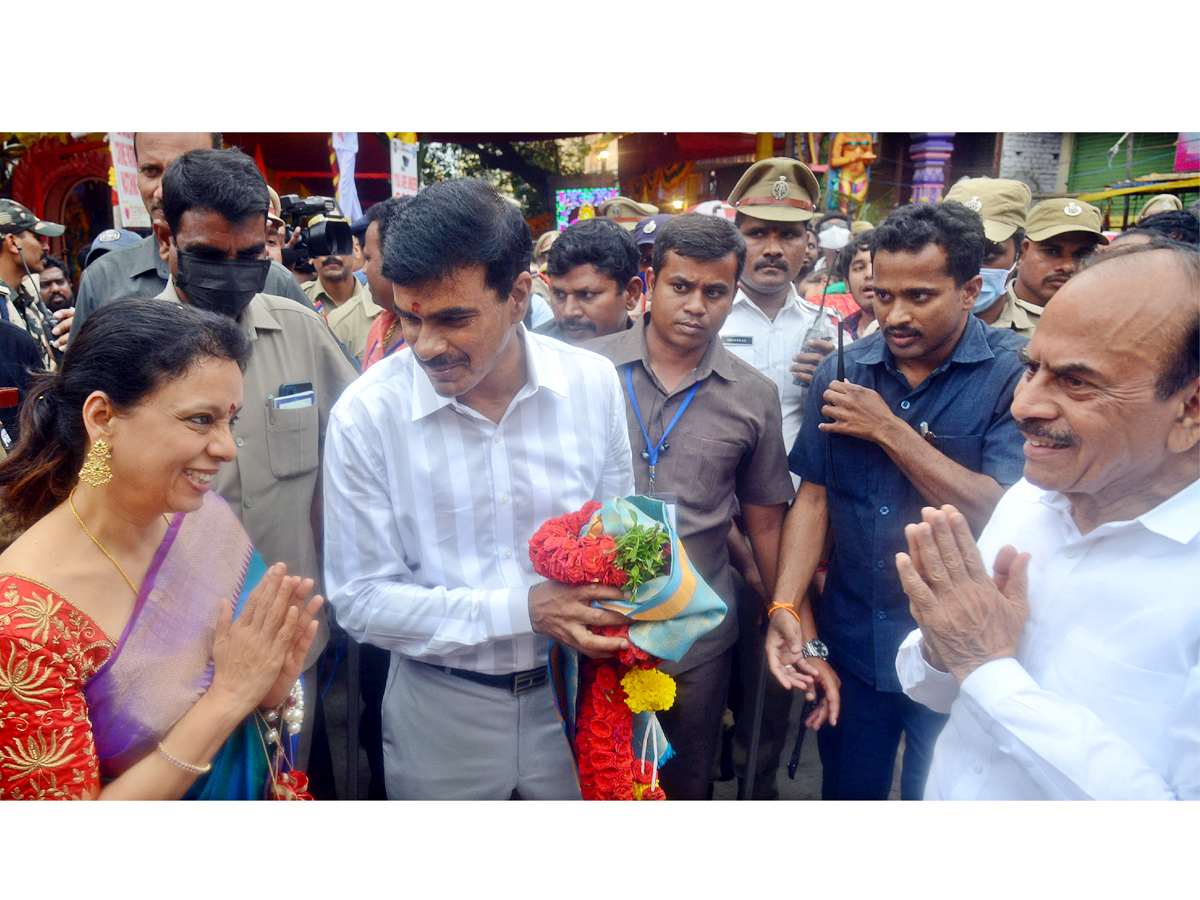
[530,502,676,800]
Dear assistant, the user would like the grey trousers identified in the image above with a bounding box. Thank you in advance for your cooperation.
[382,656,582,800]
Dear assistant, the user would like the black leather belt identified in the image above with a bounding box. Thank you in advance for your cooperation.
[423,661,549,695]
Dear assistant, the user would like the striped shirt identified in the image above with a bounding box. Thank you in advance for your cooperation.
[323,325,635,674]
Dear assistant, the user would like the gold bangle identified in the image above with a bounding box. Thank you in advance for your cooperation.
[767,603,803,628]
[157,741,212,775]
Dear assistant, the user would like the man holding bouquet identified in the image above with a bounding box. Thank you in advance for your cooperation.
[323,179,635,800]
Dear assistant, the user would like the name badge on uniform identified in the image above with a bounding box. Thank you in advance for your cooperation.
[721,335,753,346]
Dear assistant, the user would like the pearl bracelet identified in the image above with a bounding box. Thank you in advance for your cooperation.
[157,742,212,775]
[261,679,305,745]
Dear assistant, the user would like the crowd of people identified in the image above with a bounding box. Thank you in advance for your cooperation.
[0,132,1196,801]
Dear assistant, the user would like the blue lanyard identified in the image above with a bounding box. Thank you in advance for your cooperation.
[624,364,700,488]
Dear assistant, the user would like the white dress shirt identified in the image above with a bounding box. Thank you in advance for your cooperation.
[719,284,844,453]
[897,477,1200,800]
[323,326,634,675]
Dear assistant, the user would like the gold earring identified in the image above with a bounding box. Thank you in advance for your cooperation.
[78,439,114,487]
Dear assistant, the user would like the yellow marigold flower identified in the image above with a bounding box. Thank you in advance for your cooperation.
[621,668,676,713]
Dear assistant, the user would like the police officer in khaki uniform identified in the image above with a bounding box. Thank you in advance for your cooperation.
[597,195,659,230]
[0,199,63,371]
[943,178,1033,337]
[302,225,380,366]
[719,158,833,798]
[1005,197,1107,333]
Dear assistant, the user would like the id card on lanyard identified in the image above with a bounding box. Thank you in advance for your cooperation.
[624,363,700,493]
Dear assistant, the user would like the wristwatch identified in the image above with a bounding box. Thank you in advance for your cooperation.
[801,639,829,660]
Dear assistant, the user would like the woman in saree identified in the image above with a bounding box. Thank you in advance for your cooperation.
[0,298,322,800]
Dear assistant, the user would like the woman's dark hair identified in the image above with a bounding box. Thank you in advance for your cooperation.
[162,148,270,236]
[381,178,531,299]
[547,217,640,285]
[651,214,747,283]
[831,230,876,283]
[872,201,985,286]
[0,298,251,528]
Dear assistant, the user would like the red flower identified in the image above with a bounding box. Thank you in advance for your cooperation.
[594,666,618,692]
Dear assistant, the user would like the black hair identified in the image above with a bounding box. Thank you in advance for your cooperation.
[547,217,639,286]
[872,201,985,286]
[817,210,851,230]
[40,254,68,277]
[831,230,876,283]
[362,195,413,253]
[984,227,1025,267]
[161,148,270,236]
[133,132,223,160]
[381,178,530,299]
[651,214,746,283]
[0,298,250,528]
[1133,210,1199,247]
[1078,239,1199,401]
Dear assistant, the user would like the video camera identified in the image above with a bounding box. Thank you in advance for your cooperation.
[278,194,354,270]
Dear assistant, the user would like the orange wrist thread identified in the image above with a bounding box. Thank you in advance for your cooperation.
[768,603,803,628]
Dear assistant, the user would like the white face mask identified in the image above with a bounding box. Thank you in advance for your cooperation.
[973,264,1014,314]
[818,225,852,250]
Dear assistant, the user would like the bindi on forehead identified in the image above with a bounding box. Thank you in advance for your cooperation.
[412,301,420,314]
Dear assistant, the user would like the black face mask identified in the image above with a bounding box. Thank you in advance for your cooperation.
[174,248,270,319]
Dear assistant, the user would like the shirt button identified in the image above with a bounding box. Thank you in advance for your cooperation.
[1064,547,1077,559]
[876,559,885,569]
[900,400,911,410]
[493,435,502,444]
[880,506,890,515]
[876,611,887,620]
[243,497,253,509]
[235,436,244,447]
[505,550,513,559]
[501,494,510,504]
[972,762,983,774]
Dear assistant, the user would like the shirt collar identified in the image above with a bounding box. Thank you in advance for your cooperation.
[731,283,803,317]
[157,276,278,339]
[124,234,168,279]
[856,311,995,369]
[603,316,739,385]
[410,324,558,422]
[1007,281,1044,320]
[1037,477,1200,546]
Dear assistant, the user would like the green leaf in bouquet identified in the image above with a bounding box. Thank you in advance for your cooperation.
[613,522,669,593]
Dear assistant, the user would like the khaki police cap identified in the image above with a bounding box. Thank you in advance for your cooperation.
[598,196,659,230]
[534,230,560,257]
[850,220,875,234]
[944,177,1031,243]
[727,158,821,223]
[1138,193,1183,221]
[266,187,285,227]
[1026,197,1108,244]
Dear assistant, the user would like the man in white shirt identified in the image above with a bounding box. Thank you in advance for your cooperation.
[895,240,1199,799]
[323,178,636,800]
[720,157,842,454]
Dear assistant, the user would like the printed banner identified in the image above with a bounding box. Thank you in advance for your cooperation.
[109,132,150,228]
[390,139,419,197]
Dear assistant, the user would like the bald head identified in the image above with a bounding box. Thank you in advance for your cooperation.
[1067,241,1200,399]
[1013,241,1199,528]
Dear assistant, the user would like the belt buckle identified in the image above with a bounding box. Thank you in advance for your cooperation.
[512,668,547,695]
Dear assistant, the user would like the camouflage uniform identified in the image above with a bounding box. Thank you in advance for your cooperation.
[0,274,56,372]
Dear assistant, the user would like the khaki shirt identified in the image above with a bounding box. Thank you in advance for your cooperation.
[303,276,380,364]
[989,282,1041,340]
[586,318,795,672]
[0,274,55,371]
[157,280,359,659]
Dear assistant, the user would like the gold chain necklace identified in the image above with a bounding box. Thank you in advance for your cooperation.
[68,487,170,597]
[383,317,398,348]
